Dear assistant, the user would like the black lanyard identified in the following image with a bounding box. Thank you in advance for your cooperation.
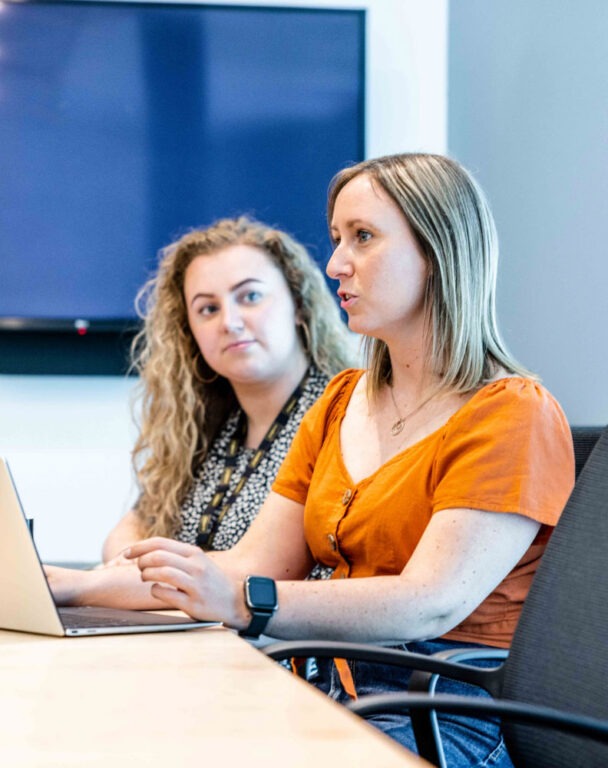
[195,374,306,550]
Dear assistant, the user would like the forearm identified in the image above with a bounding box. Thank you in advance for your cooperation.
[258,510,541,642]
[205,539,312,584]
[46,564,168,611]
[245,575,460,644]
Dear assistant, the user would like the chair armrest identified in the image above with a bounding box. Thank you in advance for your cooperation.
[420,647,508,665]
[263,639,499,691]
[409,646,507,695]
[348,692,608,750]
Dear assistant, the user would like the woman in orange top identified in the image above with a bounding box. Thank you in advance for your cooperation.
[82,154,574,766]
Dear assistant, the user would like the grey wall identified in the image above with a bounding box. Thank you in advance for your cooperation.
[448,0,608,424]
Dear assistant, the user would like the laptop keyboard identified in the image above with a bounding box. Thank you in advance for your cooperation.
[58,606,191,629]
[59,609,139,628]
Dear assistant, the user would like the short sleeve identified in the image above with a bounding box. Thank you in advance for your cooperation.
[272,369,361,505]
[432,378,574,525]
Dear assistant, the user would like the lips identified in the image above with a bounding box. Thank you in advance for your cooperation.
[223,339,255,352]
[338,289,358,309]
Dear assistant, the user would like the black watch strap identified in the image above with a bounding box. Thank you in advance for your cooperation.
[239,576,278,639]
[240,609,274,639]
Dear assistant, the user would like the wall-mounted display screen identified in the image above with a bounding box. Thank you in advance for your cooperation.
[0,1,364,371]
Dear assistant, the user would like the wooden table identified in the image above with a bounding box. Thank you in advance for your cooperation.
[0,625,430,767]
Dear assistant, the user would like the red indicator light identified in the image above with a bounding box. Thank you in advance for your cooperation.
[74,319,90,336]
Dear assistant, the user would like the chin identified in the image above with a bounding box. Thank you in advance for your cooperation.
[347,317,374,336]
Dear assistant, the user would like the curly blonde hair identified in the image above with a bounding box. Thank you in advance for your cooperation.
[131,216,353,537]
[328,153,535,396]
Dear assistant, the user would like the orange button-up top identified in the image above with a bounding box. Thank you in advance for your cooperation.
[272,369,574,648]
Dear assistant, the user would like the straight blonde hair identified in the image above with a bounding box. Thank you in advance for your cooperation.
[327,153,535,395]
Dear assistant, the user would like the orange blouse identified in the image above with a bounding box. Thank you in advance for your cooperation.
[272,369,574,648]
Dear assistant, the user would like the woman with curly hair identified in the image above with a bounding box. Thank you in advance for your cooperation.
[47,216,353,598]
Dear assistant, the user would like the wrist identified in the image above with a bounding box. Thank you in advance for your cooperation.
[232,581,254,631]
[45,565,89,607]
[238,576,278,639]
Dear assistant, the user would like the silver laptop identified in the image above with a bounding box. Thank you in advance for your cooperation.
[0,457,219,636]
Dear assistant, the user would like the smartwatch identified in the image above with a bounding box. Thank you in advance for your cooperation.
[239,575,278,639]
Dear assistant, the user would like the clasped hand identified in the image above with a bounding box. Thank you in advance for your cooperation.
[125,538,246,628]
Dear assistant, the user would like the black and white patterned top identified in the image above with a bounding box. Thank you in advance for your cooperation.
[176,365,329,552]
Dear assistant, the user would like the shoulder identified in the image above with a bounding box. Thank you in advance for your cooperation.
[458,377,569,430]
[441,376,573,475]
[434,377,574,525]
[312,368,364,418]
[294,368,364,442]
[323,367,364,400]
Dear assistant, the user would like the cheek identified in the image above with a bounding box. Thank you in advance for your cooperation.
[268,316,300,354]
[390,255,428,301]
[188,319,214,357]
[259,297,298,334]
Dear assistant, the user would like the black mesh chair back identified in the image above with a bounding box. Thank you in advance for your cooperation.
[501,425,608,767]
[571,425,602,479]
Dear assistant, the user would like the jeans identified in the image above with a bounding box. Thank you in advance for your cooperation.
[312,638,514,768]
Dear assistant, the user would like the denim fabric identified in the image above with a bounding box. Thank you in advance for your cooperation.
[312,638,514,768]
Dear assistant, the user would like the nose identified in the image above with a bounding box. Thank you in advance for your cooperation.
[326,241,353,281]
[220,300,244,333]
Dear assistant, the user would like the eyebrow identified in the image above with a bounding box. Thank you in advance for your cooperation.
[329,218,371,232]
[189,278,264,306]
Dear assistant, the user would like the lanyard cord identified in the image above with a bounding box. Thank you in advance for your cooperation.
[195,372,307,549]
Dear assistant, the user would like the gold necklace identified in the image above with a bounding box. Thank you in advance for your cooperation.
[388,385,435,437]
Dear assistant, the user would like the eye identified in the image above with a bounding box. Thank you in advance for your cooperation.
[196,302,219,318]
[356,229,372,243]
[238,289,263,305]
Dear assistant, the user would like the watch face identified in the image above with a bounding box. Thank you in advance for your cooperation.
[246,576,278,611]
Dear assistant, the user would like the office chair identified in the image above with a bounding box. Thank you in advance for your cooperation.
[264,425,608,767]
[571,425,602,477]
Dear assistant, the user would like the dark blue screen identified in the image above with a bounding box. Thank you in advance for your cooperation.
[0,1,364,325]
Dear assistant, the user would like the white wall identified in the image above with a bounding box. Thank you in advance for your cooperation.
[0,0,448,562]
[0,376,138,562]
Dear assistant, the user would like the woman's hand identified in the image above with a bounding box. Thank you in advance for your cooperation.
[94,552,133,569]
[44,561,171,611]
[125,537,250,629]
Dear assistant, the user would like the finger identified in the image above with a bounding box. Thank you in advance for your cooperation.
[135,549,197,574]
[140,564,194,593]
[124,537,198,559]
[150,583,214,623]
[149,584,206,619]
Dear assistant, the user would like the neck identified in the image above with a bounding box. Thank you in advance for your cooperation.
[232,355,309,449]
[384,335,433,396]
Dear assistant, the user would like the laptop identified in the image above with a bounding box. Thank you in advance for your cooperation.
[0,457,219,637]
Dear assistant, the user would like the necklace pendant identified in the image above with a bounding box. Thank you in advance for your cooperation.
[391,418,406,436]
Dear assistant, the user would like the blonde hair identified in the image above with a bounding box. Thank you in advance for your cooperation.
[327,152,535,395]
[131,216,353,537]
